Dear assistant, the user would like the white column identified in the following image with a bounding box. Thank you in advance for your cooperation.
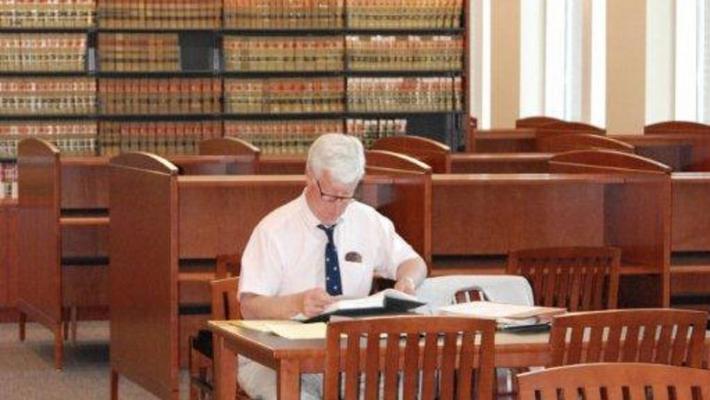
[490,0,520,128]
[607,0,646,134]
[646,0,676,125]
[519,0,546,117]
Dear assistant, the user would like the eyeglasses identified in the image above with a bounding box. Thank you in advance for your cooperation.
[316,179,357,203]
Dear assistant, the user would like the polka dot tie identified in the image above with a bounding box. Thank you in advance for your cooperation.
[318,224,342,296]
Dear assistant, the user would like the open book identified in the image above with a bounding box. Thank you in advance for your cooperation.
[301,289,426,323]
[438,301,565,330]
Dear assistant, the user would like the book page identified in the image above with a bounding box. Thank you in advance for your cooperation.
[439,301,565,320]
[268,323,328,340]
[226,319,302,333]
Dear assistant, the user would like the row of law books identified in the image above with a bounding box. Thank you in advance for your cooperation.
[347,0,463,29]
[98,120,222,156]
[0,0,95,28]
[98,78,221,115]
[223,0,344,29]
[0,78,95,115]
[346,35,463,71]
[348,77,463,112]
[0,162,17,199]
[0,121,97,157]
[97,0,220,29]
[224,78,345,114]
[0,34,86,72]
[224,36,343,72]
[225,119,344,155]
[347,118,406,148]
[98,33,180,72]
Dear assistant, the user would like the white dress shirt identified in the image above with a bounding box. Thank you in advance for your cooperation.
[238,191,419,300]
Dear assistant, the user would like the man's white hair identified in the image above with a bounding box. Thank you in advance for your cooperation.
[307,133,365,186]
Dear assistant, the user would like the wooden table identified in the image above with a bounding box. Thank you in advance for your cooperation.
[209,321,710,400]
[209,321,552,400]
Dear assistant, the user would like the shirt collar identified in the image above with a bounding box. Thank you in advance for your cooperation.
[297,190,349,230]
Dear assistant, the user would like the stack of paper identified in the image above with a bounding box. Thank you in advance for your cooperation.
[438,301,565,329]
[227,320,327,340]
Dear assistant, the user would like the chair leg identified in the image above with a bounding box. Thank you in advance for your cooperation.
[69,306,78,344]
[111,369,119,400]
[53,325,63,370]
[188,338,199,400]
[18,311,26,341]
[63,308,70,341]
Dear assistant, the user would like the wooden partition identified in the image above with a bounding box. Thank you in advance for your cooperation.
[14,138,261,370]
[516,116,564,128]
[109,151,431,400]
[371,135,451,173]
[17,138,109,371]
[547,150,672,307]
[373,134,631,174]
[0,199,18,322]
[428,150,671,308]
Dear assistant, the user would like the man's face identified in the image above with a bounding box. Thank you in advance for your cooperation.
[305,170,358,225]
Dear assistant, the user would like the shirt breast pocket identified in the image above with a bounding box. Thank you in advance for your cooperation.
[339,257,373,297]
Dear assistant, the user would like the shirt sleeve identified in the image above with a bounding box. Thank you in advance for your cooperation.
[374,214,420,280]
[238,223,282,300]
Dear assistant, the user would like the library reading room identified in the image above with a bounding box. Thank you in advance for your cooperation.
[1,1,710,399]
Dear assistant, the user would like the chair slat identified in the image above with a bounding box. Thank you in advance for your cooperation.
[345,333,360,400]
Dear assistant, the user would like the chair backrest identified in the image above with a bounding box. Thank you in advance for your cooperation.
[507,246,621,311]
[323,316,495,400]
[215,253,241,279]
[549,308,708,367]
[519,363,710,400]
[210,277,240,320]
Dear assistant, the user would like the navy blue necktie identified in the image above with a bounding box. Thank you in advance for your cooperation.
[318,224,342,295]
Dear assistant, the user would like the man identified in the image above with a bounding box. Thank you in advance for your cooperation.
[238,133,428,399]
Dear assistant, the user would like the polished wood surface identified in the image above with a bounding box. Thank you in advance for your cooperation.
[519,363,710,400]
[450,153,551,173]
[471,129,537,153]
[549,149,672,173]
[537,133,634,153]
[0,200,18,321]
[516,116,564,128]
[324,316,495,400]
[508,246,621,311]
[371,136,451,173]
[549,309,707,367]
[110,152,179,400]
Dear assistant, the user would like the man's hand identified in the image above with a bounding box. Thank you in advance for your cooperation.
[394,277,416,295]
[301,288,334,317]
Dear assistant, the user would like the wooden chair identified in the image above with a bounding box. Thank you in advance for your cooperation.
[507,246,621,311]
[189,276,246,400]
[549,308,708,367]
[323,316,496,400]
[519,363,710,400]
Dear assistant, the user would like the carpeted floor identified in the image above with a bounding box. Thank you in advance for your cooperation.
[0,321,190,399]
